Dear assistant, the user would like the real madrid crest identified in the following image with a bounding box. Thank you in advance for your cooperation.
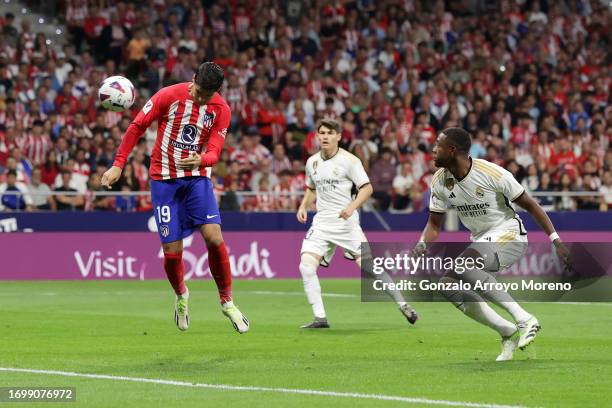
[332,167,340,176]
[475,186,484,198]
[445,178,455,191]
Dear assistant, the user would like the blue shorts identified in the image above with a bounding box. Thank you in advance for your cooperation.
[150,177,221,243]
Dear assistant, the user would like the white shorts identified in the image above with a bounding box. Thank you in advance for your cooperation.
[300,224,367,267]
[469,218,528,272]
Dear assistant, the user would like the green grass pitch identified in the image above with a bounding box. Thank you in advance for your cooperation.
[0,280,611,407]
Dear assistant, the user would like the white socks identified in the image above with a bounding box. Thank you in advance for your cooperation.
[299,253,326,318]
[499,302,531,323]
[461,268,532,323]
[356,256,406,307]
[464,301,517,337]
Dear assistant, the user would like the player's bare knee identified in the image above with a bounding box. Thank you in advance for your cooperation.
[205,235,224,247]
[162,240,183,254]
[201,224,223,247]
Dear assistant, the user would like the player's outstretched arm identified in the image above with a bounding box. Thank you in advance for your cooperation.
[339,183,372,220]
[513,192,571,267]
[297,188,316,224]
[102,93,164,188]
[101,121,149,188]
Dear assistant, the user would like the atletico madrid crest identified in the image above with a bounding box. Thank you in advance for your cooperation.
[202,112,215,128]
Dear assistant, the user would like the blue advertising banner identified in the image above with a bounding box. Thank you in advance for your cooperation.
[0,211,609,232]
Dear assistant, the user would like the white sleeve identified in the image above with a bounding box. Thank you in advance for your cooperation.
[429,183,448,213]
[305,160,315,190]
[497,168,525,202]
[347,157,370,188]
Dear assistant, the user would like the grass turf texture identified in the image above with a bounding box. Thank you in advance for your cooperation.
[0,280,610,408]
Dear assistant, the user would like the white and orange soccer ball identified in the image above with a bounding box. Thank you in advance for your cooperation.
[98,76,136,112]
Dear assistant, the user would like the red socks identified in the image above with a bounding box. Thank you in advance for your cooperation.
[163,251,187,296]
[163,244,233,303]
[207,242,233,304]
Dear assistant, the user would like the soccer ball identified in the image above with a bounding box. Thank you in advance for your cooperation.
[98,76,136,112]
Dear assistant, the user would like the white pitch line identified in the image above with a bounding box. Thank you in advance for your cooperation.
[249,292,612,306]
[554,301,612,307]
[0,367,527,408]
[3,289,611,307]
[250,290,358,298]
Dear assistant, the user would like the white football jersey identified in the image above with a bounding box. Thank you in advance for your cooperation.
[429,158,526,240]
[305,148,370,229]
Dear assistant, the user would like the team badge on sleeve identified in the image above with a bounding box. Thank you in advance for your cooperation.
[142,99,153,114]
[202,112,215,128]
[160,225,170,238]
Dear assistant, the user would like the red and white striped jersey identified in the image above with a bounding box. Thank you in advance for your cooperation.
[223,85,246,113]
[22,133,52,166]
[113,83,231,181]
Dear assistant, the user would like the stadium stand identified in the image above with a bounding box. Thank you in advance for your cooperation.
[0,0,610,212]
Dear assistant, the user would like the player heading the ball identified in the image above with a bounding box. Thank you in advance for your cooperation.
[101,62,249,334]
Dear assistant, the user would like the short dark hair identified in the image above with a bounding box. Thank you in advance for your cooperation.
[442,127,471,153]
[316,118,341,134]
[6,170,17,177]
[195,62,224,92]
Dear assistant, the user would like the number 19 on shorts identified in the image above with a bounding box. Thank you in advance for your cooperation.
[156,205,171,223]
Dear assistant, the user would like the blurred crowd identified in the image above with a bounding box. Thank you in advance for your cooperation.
[0,0,610,212]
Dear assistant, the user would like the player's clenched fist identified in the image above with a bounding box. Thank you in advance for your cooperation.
[296,206,308,224]
[412,241,427,257]
[339,205,355,220]
[553,239,572,272]
[101,166,122,189]
[177,152,202,170]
